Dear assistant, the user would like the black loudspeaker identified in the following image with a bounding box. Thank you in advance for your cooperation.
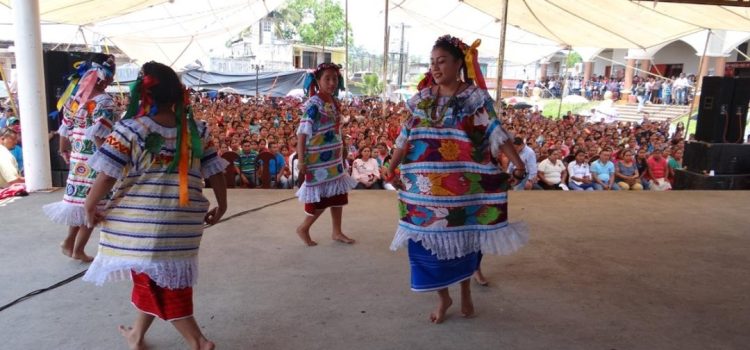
[695,76,749,143]
[683,141,750,175]
[673,168,750,190]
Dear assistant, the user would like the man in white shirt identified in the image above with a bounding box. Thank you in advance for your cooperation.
[0,128,24,188]
[508,137,537,191]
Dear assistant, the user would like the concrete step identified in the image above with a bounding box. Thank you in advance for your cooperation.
[613,103,690,122]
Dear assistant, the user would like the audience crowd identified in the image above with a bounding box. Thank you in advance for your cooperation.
[0,89,696,192]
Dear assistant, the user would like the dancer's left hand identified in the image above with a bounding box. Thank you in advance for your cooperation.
[205,206,226,225]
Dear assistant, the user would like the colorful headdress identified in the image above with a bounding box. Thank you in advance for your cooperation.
[123,70,202,207]
[57,59,115,115]
[417,35,487,91]
[303,62,345,98]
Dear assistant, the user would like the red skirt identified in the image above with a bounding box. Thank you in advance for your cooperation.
[131,271,193,321]
[304,193,348,215]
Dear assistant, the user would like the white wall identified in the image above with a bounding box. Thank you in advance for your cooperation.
[652,41,700,75]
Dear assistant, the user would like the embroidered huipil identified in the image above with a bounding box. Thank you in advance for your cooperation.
[82,117,228,289]
[390,85,528,260]
[295,95,356,203]
[44,94,115,226]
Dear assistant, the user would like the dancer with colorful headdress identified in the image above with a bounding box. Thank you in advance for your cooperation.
[81,61,227,350]
[43,54,116,262]
[295,62,357,246]
[384,35,529,323]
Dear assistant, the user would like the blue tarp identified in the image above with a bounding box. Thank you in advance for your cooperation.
[180,69,307,97]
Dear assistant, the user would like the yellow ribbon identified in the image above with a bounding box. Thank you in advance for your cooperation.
[56,61,86,111]
[463,39,482,83]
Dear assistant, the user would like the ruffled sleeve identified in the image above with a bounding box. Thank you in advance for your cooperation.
[479,97,513,158]
[87,120,134,179]
[198,121,229,178]
[85,96,116,140]
[296,103,316,138]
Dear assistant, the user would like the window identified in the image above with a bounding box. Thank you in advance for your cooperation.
[262,20,272,32]
[303,51,316,69]
[324,52,332,64]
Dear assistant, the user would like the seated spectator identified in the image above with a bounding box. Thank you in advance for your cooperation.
[265,141,289,189]
[536,148,566,190]
[635,148,651,190]
[646,148,671,191]
[235,140,259,188]
[615,149,643,190]
[590,148,619,191]
[567,150,594,191]
[278,144,293,189]
[508,137,538,191]
[351,146,382,189]
[0,128,24,188]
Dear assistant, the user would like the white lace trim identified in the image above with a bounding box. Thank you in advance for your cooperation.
[43,201,87,226]
[490,125,514,159]
[391,221,528,260]
[202,157,229,178]
[84,122,112,140]
[87,151,125,179]
[83,255,198,289]
[296,174,357,203]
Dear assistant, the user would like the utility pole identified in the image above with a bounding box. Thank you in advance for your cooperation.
[344,0,348,88]
[398,23,406,89]
[382,0,389,106]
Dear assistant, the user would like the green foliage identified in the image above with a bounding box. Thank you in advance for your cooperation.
[356,74,383,96]
[275,0,348,49]
[566,50,583,67]
[540,100,598,119]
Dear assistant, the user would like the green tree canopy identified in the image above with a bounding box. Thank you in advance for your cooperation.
[275,0,349,51]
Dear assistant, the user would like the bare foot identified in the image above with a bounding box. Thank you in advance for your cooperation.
[461,298,475,318]
[430,297,453,324]
[296,227,318,246]
[119,325,146,350]
[473,272,489,287]
[60,242,73,258]
[199,338,216,350]
[72,252,94,263]
[331,232,355,244]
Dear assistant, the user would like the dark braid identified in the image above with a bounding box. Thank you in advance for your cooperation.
[433,35,473,86]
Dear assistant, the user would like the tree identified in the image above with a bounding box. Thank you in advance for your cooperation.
[275,0,348,53]
[356,74,383,96]
[566,50,583,68]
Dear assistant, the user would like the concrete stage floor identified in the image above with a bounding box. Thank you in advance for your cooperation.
[1,190,749,350]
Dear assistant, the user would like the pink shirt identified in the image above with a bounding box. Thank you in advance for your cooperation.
[647,156,668,179]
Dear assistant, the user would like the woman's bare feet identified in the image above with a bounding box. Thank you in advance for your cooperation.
[60,241,73,258]
[119,325,146,350]
[430,297,452,324]
[473,270,489,286]
[461,280,475,318]
[72,252,94,263]
[296,226,318,246]
[198,338,216,350]
[331,232,355,244]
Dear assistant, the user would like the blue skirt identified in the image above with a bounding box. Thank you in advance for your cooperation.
[408,240,482,292]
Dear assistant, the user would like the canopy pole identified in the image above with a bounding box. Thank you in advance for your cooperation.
[557,47,573,119]
[11,0,52,191]
[344,0,349,90]
[382,0,389,114]
[495,0,509,105]
[0,61,19,118]
[686,30,711,138]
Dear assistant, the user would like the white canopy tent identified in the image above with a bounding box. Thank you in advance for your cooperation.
[462,0,750,49]
[0,0,285,68]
